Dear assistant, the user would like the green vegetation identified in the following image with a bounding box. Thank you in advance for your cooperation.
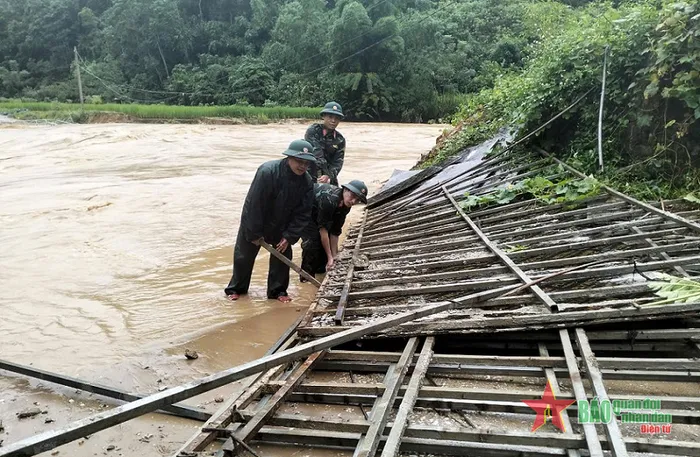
[427,0,699,200]
[648,274,700,306]
[462,174,601,211]
[0,100,319,122]
[0,0,564,122]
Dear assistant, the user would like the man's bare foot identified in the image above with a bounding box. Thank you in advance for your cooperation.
[277,295,292,303]
[227,293,240,301]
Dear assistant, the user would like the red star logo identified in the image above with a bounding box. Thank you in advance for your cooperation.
[522,380,576,432]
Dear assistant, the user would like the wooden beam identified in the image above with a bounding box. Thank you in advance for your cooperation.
[538,343,581,457]
[263,381,700,411]
[248,422,700,455]
[354,338,420,457]
[537,147,700,234]
[0,360,209,422]
[335,212,368,325]
[443,186,559,312]
[176,326,300,455]
[574,328,628,457]
[380,337,435,457]
[558,329,604,457]
[232,351,325,450]
[260,240,321,287]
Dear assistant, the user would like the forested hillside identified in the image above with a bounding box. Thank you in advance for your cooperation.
[0,0,576,121]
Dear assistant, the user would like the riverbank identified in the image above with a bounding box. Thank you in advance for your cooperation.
[0,101,321,124]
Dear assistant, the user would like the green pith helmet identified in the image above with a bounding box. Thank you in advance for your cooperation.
[342,179,368,203]
[282,139,317,163]
[320,101,344,118]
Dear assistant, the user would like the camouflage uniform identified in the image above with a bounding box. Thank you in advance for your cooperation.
[301,183,351,276]
[304,123,346,185]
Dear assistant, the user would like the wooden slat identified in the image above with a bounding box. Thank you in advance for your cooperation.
[233,351,326,447]
[380,337,435,457]
[335,211,368,325]
[574,328,628,457]
[0,359,209,422]
[353,337,420,457]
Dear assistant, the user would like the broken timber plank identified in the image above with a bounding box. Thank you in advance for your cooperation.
[537,147,700,235]
[176,322,301,455]
[354,337,419,457]
[559,329,604,457]
[444,185,557,312]
[0,359,209,422]
[574,328,628,457]
[335,211,367,325]
[538,343,581,457]
[231,351,326,453]
[380,337,435,457]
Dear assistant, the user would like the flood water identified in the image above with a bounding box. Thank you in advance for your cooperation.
[0,120,446,456]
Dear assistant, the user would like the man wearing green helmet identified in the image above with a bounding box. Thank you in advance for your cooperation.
[300,179,369,279]
[304,101,346,186]
[224,139,316,303]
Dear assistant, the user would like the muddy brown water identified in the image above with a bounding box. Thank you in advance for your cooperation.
[0,120,447,456]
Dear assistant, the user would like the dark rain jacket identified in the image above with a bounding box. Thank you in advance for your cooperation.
[240,158,314,245]
[304,123,346,183]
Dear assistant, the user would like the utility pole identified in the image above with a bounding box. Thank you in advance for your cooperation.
[597,45,609,173]
[74,47,84,108]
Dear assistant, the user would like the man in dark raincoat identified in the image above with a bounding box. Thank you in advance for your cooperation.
[300,179,368,280]
[305,101,346,186]
[224,139,316,303]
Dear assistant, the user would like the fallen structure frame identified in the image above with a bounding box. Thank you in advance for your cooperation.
[3,144,700,457]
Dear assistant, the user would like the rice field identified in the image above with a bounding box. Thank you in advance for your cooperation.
[0,100,320,123]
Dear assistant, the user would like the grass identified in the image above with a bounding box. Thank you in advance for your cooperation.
[0,100,321,123]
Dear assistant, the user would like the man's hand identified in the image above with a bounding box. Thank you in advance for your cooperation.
[275,238,289,252]
[317,175,330,184]
[251,237,263,246]
[326,256,335,271]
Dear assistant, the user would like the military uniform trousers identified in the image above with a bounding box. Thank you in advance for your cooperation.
[300,228,327,277]
[224,225,293,299]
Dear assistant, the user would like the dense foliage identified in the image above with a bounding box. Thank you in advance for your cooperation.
[428,0,699,199]
[0,0,543,121]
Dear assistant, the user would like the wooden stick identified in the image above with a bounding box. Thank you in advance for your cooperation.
[259,240,321,287]
[380,337,435,457]
[536,147,700,234]
[0,360,210,422]
[354,338,419,457]
[574,328,628,456]
[335,212,368,325]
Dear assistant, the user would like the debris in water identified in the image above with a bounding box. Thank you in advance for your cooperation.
[106,444,116,451]
[45,418,55,424]
[17,408,42,419]
[215,396,225,403]
[185,349,199,360]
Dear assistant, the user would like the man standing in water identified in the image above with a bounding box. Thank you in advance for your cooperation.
[305,101,346,185]
[300,180,368,280]
[224,139,316,303]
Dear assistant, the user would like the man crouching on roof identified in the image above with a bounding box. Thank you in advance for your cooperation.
[300,179,368,281]
[224,139,316,303]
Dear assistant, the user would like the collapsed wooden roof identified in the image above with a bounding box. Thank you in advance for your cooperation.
[174,146,700,457]
[298,147,700,339]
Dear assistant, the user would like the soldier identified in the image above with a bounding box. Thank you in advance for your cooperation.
[305,101,346,185]
[224,139,316,303]
[300,180,368,280]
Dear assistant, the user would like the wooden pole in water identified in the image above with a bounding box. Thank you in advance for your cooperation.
[259,240,322,287]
